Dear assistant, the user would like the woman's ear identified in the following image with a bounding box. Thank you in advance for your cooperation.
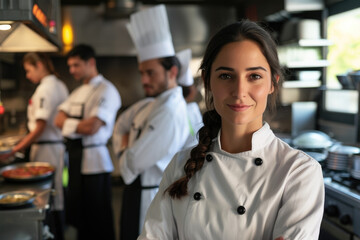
[36,61,44,70]
[269,74,280,94]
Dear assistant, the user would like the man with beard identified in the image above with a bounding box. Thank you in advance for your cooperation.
[113,4,189,239]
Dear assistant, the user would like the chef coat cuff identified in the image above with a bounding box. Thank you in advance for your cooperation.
[62,118,81,138]
[119,151,137,184]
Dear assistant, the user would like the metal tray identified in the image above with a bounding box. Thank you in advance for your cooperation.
[0,190,35,207]
[0,146,11,154]
[0,162,55,182]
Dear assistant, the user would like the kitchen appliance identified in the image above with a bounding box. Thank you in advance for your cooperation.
[0,177,53,240]
[320,149,360,240]
[0,0,61,52]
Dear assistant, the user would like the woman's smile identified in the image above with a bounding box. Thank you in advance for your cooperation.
[227,103,252,112]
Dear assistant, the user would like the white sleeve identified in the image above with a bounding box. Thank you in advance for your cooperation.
[33,87,55,121]
[89,84,121,126]
[62,118,82,138]
[273,160,324,240]
[138,154,179,240]
[119,106,187,184]
[112,98,153,157]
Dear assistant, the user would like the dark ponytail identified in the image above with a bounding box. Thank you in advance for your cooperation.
[165,110,221,199]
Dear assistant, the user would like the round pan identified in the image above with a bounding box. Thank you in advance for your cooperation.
[0,162,55,182]
[0,190,35,208]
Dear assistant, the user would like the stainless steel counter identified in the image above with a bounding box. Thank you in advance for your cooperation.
[0,177,53,240]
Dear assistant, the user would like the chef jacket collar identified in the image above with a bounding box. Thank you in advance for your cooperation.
[40,74,57,85]
[214,122,275,155]
[154,86,182,105]
[88,74,104,86]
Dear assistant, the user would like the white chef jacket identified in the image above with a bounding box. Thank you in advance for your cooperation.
[182,102,203,149]
[112,97,154,159]
[139,122,325,240]
[27,74,69,210]
[119,86,190,232]
[58,74,121,174]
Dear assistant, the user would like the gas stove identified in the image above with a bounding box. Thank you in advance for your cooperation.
[320,169,360,239]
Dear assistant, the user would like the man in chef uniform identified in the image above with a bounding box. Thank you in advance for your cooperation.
[115,4,189,239]
[176,49,203,149]
[54,44,121,240]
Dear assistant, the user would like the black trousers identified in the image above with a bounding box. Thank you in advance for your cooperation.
[65,138,115,240]
[120,176,142,240]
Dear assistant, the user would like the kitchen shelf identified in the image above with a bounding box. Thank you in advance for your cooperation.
[282,80,321,88]
[280,39,333,47]
[285,59,330,68]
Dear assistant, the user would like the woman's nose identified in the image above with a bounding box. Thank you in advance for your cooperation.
[232,78,246,98]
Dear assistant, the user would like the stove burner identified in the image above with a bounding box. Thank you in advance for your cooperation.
[324,169,360,193]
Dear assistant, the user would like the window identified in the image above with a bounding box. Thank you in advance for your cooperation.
[324,7,360,114]
[327,7,360,89]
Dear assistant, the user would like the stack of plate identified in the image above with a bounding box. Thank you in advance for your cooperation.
[350,154,360,180]
[326,145,360,171]
[351,169,360,179]
[326,152,351,171]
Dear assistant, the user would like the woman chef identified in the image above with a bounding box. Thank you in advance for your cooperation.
[0,52,69,238]
[138,20,324,240]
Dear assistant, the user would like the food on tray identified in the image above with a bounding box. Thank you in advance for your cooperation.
[0,193,33,204]
[2,165,55,179]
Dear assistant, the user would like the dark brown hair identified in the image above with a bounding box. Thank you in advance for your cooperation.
[67,44,96,61]
[165,19,283,199]
[159,56,181,79]
[23,52,58,77]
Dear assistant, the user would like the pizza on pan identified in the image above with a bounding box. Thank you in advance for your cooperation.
[2,166,55,179]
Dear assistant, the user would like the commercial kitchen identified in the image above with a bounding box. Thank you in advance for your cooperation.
[1,0,360,239]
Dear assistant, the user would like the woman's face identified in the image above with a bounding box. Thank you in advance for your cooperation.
[24,62,42,84]
[209,40,274,130]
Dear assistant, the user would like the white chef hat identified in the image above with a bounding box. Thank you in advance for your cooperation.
[127,4,175,63]
[176,48,194,86]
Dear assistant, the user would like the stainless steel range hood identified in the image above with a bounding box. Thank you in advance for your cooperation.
[0,0,62,52]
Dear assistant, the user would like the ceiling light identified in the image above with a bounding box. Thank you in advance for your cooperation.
[0,24,11,31]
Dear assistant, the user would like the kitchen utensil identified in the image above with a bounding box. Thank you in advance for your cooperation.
[327,145,360,171]
[297,70,321,81]
[0,162,55,182]
[0,135,23,155]
[350,154,360,179]
[292,130,333,150]
[0,190,35,208]
[336,74,354,89]
[348,70,360,88]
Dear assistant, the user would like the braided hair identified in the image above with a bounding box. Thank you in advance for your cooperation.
[165,20,282,199]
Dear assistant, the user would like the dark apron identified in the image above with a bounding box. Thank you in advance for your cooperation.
[64,137,83,228]
[119,100,159,239]
[120,176,159,240]
[63,85,101,227]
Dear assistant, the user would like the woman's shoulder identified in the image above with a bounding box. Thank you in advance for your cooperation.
[165,147,193,179]
[273,136,322,173]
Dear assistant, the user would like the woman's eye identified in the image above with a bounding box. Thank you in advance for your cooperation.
[249,74,261,80]
[219,73,232,80]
